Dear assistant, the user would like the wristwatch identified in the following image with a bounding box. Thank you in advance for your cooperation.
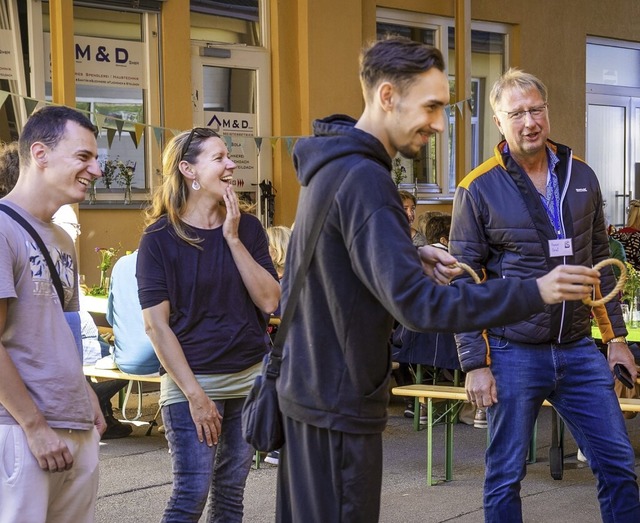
[608,336,627,344]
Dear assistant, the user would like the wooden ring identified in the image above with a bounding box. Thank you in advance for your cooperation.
[452,262,482,284]
[582,258,627,307]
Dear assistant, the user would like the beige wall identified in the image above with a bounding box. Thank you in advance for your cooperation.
[77,0,640,273]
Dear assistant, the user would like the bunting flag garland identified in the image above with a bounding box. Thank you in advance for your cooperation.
[94,113,106,132]
[24,98,41,117]
[0,91,9,112]
[0,90,474,160]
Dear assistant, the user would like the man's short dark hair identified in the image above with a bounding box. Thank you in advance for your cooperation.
[19,105,97,165]
[360,37,446,98]
[424,214,452,245]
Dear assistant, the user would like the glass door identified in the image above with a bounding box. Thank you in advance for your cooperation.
[191,46,272,224]
[586,94,637,227]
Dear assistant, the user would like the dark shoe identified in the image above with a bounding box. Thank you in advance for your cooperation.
[102,415,133,440]
[265,450,279,465]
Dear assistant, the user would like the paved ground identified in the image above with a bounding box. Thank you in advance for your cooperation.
[95,391,640,522]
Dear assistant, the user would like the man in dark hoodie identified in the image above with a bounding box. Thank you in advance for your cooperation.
[275,38,600,523]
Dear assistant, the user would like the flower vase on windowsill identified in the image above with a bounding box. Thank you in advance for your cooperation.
[116,160,136,205]
[123,184,132,205]
[88,179,97,204]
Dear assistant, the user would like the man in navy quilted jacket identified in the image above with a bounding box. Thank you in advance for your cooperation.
[450,68,640,523]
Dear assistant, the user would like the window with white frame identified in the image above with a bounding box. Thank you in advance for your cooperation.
[39,3,161,204]
[377,9,509,202]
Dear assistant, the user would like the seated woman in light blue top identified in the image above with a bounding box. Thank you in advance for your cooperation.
[106,250,160,375]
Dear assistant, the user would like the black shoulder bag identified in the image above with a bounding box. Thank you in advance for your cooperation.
[0,203,65,306]
[242,172,346,451]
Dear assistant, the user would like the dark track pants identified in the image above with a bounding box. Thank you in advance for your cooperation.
[275,415,383,523]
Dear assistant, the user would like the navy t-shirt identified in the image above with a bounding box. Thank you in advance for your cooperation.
[137,213,277,375]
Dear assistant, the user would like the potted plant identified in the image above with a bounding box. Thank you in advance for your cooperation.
[89,246,120,296]
[100,158,118,190]
[115,160,136,204]
[391,157,407,186]
[622,261,640,326]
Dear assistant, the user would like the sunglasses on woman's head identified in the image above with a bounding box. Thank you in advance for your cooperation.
[180,127,220,161]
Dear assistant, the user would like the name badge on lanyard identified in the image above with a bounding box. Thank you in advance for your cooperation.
[543,168,573,257]
[549,238,573,257]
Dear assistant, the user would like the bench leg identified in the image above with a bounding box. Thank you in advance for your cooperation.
[445,400,454,481]
[145,405,162,436]
[413,364,423,431]
[426,398,434,486]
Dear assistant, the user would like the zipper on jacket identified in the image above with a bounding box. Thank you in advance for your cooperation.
[556,152,573,343]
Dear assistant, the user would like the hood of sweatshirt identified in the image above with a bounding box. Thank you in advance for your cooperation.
[293,114,392,187]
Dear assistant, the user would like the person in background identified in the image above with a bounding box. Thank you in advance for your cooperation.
[398,190,427,247]
[265,225,292,281]
[416,210,443,241]
[0,141,19,198]
[107,250,160,376]
[450,68,640,522]
[423,213,451,250]
[137,127,280,522]
[0,105,105,522]
[263,225,292,466]
[275,37,599,523]
[610,199,640,271]
[52,204,132,440]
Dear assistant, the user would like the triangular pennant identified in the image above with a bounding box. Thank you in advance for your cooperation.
[0,91,9,111]
[455,101,464,115]
[115,119,124,137]
[24,98,40,116]
[285,137,295,157]
[134,123,145,146]
[171,129,181,137]
[467,99,474,113]
[254,137,263,155]
[444,105,452,118]
[223,135,233,151]
[153,127,163,147]
[129,130,138,148]
[106,128,117,147]
[270,137,279,151]
[94,113,106,133]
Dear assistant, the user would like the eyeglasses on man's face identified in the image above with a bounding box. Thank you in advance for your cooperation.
[497,103,548,122]
[180,127,220,162]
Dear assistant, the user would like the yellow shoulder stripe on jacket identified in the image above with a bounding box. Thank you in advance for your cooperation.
[458,157,500,190]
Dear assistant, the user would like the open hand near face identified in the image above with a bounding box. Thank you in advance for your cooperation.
[536,265,601,304]
[222,185,241,243]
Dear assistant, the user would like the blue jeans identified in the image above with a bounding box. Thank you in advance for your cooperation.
[161,398,253,523]
[485,336,640,523]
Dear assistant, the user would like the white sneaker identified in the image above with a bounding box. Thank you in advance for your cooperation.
[577,449,587,462]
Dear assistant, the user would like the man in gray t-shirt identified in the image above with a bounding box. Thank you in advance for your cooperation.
[0,106,105,523]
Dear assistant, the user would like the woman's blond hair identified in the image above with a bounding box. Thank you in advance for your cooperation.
[266,225,292,277]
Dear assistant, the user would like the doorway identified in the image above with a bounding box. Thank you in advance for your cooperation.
[191,45,272,224]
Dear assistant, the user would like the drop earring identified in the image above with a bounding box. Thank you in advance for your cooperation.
[192,179,201,191]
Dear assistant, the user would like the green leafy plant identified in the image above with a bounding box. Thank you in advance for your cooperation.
[115,160,136,189]
[88,246,120,295]
[100,158,118,189]
[622,261,640,305]
[391,157,407,186]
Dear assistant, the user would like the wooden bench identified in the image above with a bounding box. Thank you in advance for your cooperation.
[392,384,640,486]
[83,365,162,435]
